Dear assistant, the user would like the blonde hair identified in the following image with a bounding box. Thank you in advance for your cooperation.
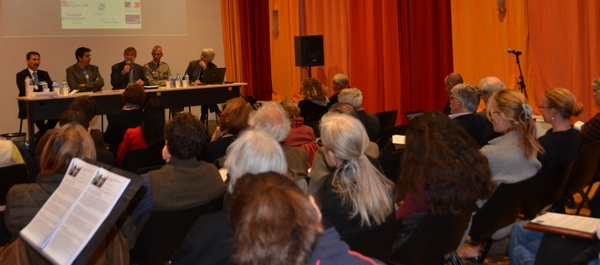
[301,78,327,102]
[319,113,394,226]
[487,90,543,159]
[40,123,96,177]
[280,100,300,119]
[544,88,583,119]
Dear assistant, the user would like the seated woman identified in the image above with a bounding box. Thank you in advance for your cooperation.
[202,97,253,164]
[580,77,600,145]
[393,111,494,249]
[459,89,543,259]
[229,172,383,265]
[317,112,395,236]
[104,83,146,155]
[115,97,166,167]
[280,99,318,167]
[535,87,582,180]
[1,123,129,264]
[298,78,329,123]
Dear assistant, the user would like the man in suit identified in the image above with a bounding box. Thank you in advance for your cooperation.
[184,48,219,121]
[449,83,488,147]
[338,88,381,142]
[476,76,505,142]
[110,47,148,90]
[16,51,59,142]
[329,73,349,107]
[443,73,463,115]
[66,47,104,92]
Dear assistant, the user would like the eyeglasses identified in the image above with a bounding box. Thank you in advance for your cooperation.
[449,96,460,101]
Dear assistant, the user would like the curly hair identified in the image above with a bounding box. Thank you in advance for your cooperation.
[218,97,253,135]
[544,87,583,119]
[280,99,300,119]
[301,78,328,102]
[122,83,146,106]
[396,111,495,216]
[164,112,206,159]
[229,172,322,265]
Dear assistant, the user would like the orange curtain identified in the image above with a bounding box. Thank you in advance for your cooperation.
[221,0,245,94]
[269,0,301,102]
[450,0,532,111]
[347,1,402,115]
[528,1,600,121]
[303,0,350,97]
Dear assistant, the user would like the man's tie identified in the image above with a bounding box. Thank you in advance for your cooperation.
[32,71,39,85]
[129,65,134,84]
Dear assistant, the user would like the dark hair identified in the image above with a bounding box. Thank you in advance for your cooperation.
[397,111,494,216]
[122,83,146,106]
[142,98,165,146]
[75,47,91,61]
[218,97,253,135]
[26,51,40,60]
[70,96,99,122]
[328,102,358,118]
[59,109,89,128]
[124,47,137,55]
[229,172,322,265]
[164,112,206,159]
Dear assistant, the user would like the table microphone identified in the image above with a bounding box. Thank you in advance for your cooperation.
[507,48,522,55]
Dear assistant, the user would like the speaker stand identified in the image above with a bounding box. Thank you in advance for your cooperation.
[307,66,312,78]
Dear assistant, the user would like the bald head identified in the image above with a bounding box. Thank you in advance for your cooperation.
[444,73,463,96]
[478,76,505,107]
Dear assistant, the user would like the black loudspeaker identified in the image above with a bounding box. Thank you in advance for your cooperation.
[294,35,324,67]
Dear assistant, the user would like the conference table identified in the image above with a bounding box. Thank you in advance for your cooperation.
[17,83,246,145]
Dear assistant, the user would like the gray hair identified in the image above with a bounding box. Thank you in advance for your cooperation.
[338,88,363,108]
[478,76,505,94]
[333,73,349,86]
[202,48,215,61]
[451,83,480,112]
[592,77,600,89]
[224,129,287,192]
[152,45,162,52]
[248,102,291,142]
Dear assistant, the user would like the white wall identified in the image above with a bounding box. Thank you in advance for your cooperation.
[0,0,225,136]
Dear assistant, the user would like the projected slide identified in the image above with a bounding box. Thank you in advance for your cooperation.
[61,1,142,29]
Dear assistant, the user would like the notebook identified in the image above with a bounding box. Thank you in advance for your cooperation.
[202,68,226,84]
[405,110,425,122]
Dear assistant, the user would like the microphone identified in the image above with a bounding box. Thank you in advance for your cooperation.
[507,48,522,55]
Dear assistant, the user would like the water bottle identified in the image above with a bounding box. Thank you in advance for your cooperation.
[175,74,181,88]
[41,81,48,91]
[168,73,174,88]
[52,80,58,92]
[183,74,189,87]
[24,76,33,96]
[62,80,68,95]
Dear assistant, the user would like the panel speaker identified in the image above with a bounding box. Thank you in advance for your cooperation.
[294,35,324,67]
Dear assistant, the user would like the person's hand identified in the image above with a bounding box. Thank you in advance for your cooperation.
[194,80,202,85]
[122,65,131,74]
[135,79,144,86]
[162,145,171,163]
[211,126,227,142]
[79,84,86,87]
[95,77,100,81]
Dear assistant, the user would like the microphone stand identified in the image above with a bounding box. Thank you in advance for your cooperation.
[511,53,528,99]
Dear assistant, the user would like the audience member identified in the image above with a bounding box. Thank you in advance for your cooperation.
[329,73,350,106]
[280,99,318,167]
[184,48,220,121]
[104,83,145,155]
[477,76,506,141]
[339,88,381,142]
[16,51,58,141]
[316,113,395,236]
[449,83,488,146]
[170,129,287,265]
[143,45,171,86]
[1,124,129,264]
[459,89,543,259]
[229,172,383,265]
[580,77,600,145]
[298,78,329,123]
[249,102,309,191]
[110,47,148,90]
[202,97,253,164]
[393,111,493,250]
[115,97,166,167]
[66,47,105,92]
[36,109,88,157]
[443,73,463,115]
[70,96,104,149]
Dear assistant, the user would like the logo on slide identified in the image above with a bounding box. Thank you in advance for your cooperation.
[98,4,106,11]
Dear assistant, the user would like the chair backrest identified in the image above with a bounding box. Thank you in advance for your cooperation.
[375,110,398,137]
[390,203,475,265]
[381,149,404,183]
[0,164,28,206]
[469,177,534,242]
[341,217,403,262]
[521,162,574,219]
[562,140,600,196]
[377,124,409,151]
[129,197,224,265]
[120,146,165,174]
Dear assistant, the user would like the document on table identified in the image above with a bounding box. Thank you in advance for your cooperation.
[530,212,600,234]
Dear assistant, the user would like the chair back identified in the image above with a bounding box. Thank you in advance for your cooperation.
[120,146,165,174]
[521,162,574,219]
[469,177,533,242]
[375,110,398,138]
[129,197,224,265]
[562,140,600,196]
[381,149,404,183]
[0,164,28,206]
[390,203,475,265]
[377,124,409,151]
[342,217,403,262]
